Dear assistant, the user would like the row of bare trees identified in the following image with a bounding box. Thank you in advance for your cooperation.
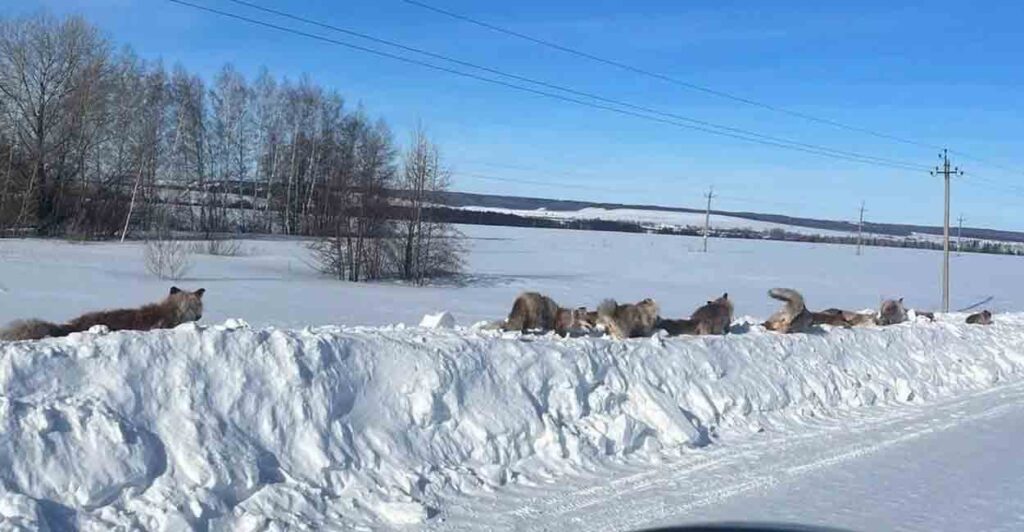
[0,12,462,282]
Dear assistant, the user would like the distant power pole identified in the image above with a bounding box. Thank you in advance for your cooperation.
[931,149,963,313]
[702,186,715,252]
[856,201,866,256]
[957,214,965,255]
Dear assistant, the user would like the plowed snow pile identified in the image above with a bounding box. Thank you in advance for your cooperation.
[3,315,1024,530]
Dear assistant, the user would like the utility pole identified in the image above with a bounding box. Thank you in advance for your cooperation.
[702,186,715,252]
[957,214,964,256]
[931,149,963,313]
[856,201,866,256]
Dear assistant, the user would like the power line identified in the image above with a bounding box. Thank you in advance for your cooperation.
[949,150,1024,179]
[457,167,1009,235]
[460,172,808,215]
[175,0,1020,228]
[461,165,807,209]
[967,174,1024,197]
[172,0,929,173]
[402,0,1024,181]
[399,0,944,151]
[223,0,929,171]
[462,166,1014,234]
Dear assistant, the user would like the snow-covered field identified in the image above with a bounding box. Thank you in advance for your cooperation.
[458,205,851,236]
[0,225,1018,329]
[457,205,1024,250]
[2,225,1024,530]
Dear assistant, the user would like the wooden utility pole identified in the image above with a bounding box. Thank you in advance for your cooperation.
[702,186,715,252]
[856,201,866,256]
[931,149,963,313]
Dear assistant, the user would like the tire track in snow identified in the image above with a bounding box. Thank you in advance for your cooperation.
[432,380,1024,531]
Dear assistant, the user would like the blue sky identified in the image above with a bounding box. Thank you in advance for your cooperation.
[11,0,1024,229]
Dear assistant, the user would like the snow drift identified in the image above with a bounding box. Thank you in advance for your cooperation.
[2,314,1024,530]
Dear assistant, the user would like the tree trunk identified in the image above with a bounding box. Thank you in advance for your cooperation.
[0,147,14,231]
[120,170,143,242]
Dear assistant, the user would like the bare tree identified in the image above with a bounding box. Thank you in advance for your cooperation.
[0,12,464,282]
[0,133,16,231]
[167,66,211,235]
[308,114,399,281]
[252,68,281,233]
[397,126,464,283]
[132,62,170,235]
[0,14,110,235]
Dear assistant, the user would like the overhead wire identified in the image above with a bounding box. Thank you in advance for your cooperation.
[399,0,942,150]
[167,0,1019,222]
[172,0,930,173]
[400,0,1024,180]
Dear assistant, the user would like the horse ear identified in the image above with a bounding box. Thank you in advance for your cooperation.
[195,288,206,298]
[170,286,181,295]
[722,292,729,299]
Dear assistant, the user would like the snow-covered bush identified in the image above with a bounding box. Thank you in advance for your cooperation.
[192,238,243,257]
[307,236,348,280]
[144,238,192,280]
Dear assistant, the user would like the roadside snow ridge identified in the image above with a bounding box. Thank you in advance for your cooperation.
[2,315,1024,529]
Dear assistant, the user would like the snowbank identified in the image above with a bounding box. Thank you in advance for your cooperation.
[3,315,1024,529]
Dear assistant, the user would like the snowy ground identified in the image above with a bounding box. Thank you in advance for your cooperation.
[0,224,1018,330]
[433,375,1024,532]
[2,225,1024,531]
[661,384,1024,532]
[458,206,850,236]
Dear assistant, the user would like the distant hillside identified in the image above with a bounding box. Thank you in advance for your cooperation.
[427,190,1024,243]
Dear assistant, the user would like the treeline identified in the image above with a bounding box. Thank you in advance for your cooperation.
[0,13,462,282]
[430,207,1024,256]
[761,228,1024,255]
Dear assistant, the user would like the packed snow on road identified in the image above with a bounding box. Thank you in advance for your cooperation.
[1,225,1023,531]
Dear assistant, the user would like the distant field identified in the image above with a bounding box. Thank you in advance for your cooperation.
[0,223,1017,330]
[458,205,852,236]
